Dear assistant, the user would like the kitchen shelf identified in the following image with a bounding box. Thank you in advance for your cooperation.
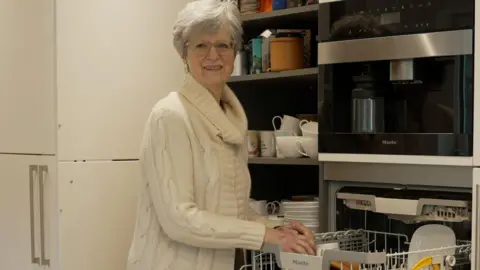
[241,4,319,29]
[248,157,319,165]
[228,67,317,85]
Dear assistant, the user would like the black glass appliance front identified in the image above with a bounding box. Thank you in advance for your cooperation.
[317,0,474,156]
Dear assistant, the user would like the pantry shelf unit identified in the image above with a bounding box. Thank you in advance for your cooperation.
[248,157,319,165]
[228,67,317,85]
[241,4,319,29]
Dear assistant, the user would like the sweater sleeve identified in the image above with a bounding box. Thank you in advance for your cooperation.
[140,108,266,251]
[241,137,283,228]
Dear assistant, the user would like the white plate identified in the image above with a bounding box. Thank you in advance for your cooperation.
[284,212,319,216]
[285,214,318,219]
[407,224,456,270]
[284,207,319,212]
[283,200,318,205]
[284,208,319,212]
[283,203,319,207]
[285,220,319,225]
[284,211,318,215]
[284,215,320,220]
[284,215,319,220]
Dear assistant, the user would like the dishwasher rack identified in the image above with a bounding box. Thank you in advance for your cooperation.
[241,229,471,270]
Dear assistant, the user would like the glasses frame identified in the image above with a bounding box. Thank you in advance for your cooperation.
[185,40,236,57]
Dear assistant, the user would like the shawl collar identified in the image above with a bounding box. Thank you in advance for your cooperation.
[179,74,247,145]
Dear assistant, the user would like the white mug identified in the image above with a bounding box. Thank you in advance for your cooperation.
[295,138,318,159]
[274,130,296,158]
[249,200,280,216]
[259,131,275,157]
[272,115,301,134]
[266,201,282,215]
[249,200,268,216]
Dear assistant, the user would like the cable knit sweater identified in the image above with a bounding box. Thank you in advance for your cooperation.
[126,74,279,270]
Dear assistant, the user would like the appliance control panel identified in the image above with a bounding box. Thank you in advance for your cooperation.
[325,0,473,41]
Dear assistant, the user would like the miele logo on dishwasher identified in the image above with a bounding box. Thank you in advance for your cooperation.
[382,140,397,145]
[292,260,308,266]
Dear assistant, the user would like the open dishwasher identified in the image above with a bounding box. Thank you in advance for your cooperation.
[242,184,472,270]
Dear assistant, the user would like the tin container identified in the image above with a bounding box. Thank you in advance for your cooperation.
[246,130,260,157]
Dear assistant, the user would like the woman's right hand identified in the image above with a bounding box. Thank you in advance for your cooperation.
[263,227,316,255]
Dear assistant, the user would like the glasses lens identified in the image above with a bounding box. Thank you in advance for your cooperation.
[192,42,233,55]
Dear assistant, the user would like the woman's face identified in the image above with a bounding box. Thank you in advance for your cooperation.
[185,28,235,89]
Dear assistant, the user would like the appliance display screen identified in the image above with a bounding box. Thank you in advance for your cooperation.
[379,12,400,25]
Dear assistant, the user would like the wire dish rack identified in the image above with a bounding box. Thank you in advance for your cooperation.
[241,229,471,270]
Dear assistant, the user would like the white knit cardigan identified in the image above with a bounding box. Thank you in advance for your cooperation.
[126,74,279,270]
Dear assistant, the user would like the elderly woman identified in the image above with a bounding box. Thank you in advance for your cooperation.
[126,0,316,269]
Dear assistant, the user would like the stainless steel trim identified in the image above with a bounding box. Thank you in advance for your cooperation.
[39,165,50,267]
[318,30,472,65]
[29,165,40,265]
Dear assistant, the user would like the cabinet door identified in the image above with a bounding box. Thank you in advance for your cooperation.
[472,168,480,269]
[58,161,140,270]
[0,0,55,154]
[0,154,56,270]
[56,0,189,161]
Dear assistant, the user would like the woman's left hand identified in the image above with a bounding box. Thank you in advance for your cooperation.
[276,221,316,249]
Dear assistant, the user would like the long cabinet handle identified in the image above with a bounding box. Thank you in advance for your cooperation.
[29,165,40,265]
[317,29,472,65]
[39,165,50,267]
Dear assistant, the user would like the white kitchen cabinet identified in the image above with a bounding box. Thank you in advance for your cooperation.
[56,0,188,161]
[58,161,140,270]
[0,0,55,154]
[0,154,57,270]
[472,168,480,269]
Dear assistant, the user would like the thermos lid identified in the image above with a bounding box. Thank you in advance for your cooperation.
[352,88,375,99]
[275,32,303,38]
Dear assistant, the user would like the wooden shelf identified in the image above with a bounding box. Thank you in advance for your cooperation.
[241,5,318,30]
[228,67,317,85]
[248,157,319,165]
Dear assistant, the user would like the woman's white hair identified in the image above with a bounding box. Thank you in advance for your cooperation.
[173,0,243,58]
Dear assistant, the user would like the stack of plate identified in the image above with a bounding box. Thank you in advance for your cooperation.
[283,200,319,233]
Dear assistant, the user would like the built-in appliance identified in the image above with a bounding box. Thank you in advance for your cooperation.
[258,181,473,270]
[328,182,472,270]
[317,0,474,156]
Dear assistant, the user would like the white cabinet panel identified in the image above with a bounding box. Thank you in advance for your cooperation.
[56,0,189,160]
[472,168,480,269]
[58,161,140,270]
[0,0,55,154]
[0,155,57,270]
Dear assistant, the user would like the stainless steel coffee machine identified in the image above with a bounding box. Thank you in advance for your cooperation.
[317,0,474,156]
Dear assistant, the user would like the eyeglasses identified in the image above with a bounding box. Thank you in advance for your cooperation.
[187,41,235,56]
